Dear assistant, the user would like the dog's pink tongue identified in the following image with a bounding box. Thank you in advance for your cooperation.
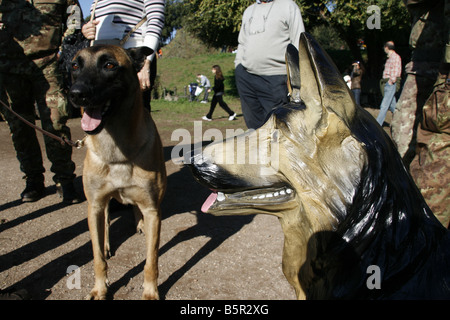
[201,192,217,213]
[81,108,102,132]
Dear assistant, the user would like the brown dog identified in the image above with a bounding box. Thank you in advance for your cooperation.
[189,33,450,299]
[70,45,166,300]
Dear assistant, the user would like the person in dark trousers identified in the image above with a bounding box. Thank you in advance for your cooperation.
[234,0,305,129]
[202,65,237,121]
[350,61,364,106]
[0,0,83,204]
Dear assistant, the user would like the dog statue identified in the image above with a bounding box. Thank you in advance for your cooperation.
[189,33,450,299]
[70,45,166,300]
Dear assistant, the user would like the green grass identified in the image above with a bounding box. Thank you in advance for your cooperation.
[151,97,246,143]
[157,52,238,97]
[153,46,245,141]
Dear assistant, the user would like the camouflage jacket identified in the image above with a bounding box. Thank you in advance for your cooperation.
[0,0,82,73]
[404,0,449,64]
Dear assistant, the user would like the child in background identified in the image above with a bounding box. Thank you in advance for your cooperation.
[202,65,236,121]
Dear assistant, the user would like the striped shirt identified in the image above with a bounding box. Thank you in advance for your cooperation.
[91,0,165,56]
[382,50,402,83]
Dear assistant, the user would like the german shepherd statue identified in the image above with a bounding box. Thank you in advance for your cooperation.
[189,33,450,299]
[70,45,166,300]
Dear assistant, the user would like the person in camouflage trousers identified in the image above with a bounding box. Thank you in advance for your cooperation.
[390,0,446,166]
[391,0,449,228]
[410,73,449,228]
[0,0,83,203]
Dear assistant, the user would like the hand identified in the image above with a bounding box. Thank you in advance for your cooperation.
[81,20,99,40]
[137,59,151,91]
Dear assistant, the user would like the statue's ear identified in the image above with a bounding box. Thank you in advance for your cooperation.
[298,32,355,123]
[285,43,301,104]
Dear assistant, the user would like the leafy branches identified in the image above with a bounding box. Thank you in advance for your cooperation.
[167,0,410,75]
[183,0,253,48]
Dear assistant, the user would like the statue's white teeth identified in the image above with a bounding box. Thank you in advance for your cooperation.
[217,192,226,202]
[248,188,293,200]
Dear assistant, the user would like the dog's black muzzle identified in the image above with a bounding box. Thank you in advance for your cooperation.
[69,82,94,108]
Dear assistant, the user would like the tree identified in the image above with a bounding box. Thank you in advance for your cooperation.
[161,0,188,44]
[180,0,410,77]
[298,0,411,77]
[183,0,253,48]
[310,24,347,51]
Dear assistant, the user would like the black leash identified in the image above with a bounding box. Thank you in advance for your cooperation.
[0,99,85,149]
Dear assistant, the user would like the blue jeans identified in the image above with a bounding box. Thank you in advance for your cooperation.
[376,82,397,126]
[352,88,361,106]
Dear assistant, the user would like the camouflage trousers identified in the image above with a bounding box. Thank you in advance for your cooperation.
[0,58,76,185]
[390,62,439,165]
[392,60,450,228]
[410,132,450,228]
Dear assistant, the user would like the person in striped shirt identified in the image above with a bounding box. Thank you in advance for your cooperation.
[376,41,402,126]
[82,0,165,111]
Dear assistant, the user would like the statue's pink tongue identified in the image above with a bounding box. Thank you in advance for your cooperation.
[81,108,102,132]
[201,192,217,213]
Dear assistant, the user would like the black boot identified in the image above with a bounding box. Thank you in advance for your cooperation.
[20,179,45,202]
[0,289,31,300]
[56,181,83,204]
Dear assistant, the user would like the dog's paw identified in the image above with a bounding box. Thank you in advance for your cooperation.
[142,282,159,300]
[85,289,107,300]
[142,291,159,300]
[86,284,108,300]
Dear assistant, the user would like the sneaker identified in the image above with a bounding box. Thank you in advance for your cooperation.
[20,180,45,202]
[228,113,237,121]
[200,100,207,104]
[56,182,83,204]
[202,116,212,121]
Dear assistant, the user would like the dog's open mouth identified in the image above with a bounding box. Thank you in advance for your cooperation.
[81,101,112,134]
[201,185,296,214]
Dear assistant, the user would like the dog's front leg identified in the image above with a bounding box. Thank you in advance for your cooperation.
[87,202,109,300]
[141,207,161,300]
[279,211,310,300]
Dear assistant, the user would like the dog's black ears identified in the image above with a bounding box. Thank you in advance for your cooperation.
[126,46,154,72]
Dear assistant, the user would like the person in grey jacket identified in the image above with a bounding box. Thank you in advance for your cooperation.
[197,73,211,103]
[235,0,305,129]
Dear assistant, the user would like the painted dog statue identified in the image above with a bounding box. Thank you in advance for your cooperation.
[189,33,450,299]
